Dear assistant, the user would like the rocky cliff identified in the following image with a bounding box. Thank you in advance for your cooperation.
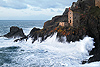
[27,0,100,63]
[2,0,100,64]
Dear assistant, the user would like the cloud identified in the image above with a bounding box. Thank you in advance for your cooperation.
[0,0,77,9]
[50,9,55,12]
[0,0,77,20]
[57,10,63,12]
[0,0,27,9]
[30,7,42,11]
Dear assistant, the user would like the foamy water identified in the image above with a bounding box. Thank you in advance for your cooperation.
[0,20,100,67]
[0,33,100,67]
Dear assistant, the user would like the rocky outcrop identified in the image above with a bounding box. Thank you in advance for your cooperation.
[28,27,41,37]
[30,6,100,63]
[63,8,69,15]
[3,0,100,64]
[4,26,26,38]
[43,15,68,29]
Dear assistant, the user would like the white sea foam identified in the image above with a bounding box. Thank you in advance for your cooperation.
[0,33,100,67]
[23,28,33,35]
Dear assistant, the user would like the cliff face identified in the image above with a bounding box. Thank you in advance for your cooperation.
[85,7,100,63]
[37,1,100,63]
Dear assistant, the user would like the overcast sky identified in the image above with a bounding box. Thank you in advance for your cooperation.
[0,0,77,20]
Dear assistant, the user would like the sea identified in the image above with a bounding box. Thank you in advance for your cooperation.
[0,20,100,67]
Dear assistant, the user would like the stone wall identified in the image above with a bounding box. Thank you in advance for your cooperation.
[59,22,65,26]
[65,22,70,27]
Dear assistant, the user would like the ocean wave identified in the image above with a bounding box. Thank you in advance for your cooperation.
[0,33,100,67]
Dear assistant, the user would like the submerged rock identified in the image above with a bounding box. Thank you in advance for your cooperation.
[4,26,26,38]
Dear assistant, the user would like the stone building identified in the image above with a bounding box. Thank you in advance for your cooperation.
[95,0,100,8]
[68,8,73,26]
[68,7,80,27]
[59,7,80,27]
[59,22,70,27]
[59,22,65,26]
[59,0,100,27]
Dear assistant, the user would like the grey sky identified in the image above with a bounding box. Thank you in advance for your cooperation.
[0,0,77,20]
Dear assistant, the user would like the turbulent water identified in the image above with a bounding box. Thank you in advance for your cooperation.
[0,20,100,67]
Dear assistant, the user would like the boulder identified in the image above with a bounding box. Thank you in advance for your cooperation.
[4,26,26,38]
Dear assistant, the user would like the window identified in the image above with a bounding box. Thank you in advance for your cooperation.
[70,20,71,23]
[70,13,71,14]
[70,17,71,18]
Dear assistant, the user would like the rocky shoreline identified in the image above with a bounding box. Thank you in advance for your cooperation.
[1,0,100,64]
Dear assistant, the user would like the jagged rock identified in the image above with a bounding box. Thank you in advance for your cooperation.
[63,8,69,15]
[4,26,26,38]
[28,27,41,37]
[14,27,41,42]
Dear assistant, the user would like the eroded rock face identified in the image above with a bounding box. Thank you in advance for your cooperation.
[86,15,100,63]
[4,26,26,38]
[77,7,100,63]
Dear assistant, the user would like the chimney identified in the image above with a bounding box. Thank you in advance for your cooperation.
[69,7,70,10]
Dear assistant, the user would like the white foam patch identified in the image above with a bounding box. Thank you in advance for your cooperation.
[0,33,100,67]
[23,28,33,35]
[81,61,100,67]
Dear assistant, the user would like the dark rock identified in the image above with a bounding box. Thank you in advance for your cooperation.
[82,61,88,64]
[43,15,68,29]
[63,8,69,15]
[79,7,100,63]
[14,36,28,42]
[28,27,40,37]
[4,26,26,38]
[0,36,2,37]
[14,27,41,42]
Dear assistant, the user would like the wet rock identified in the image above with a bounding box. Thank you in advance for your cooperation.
[14,27,41,42]
[28,27,41,37]
[4,26,26,38]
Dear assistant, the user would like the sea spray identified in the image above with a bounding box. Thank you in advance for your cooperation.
[1,33,99,67]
